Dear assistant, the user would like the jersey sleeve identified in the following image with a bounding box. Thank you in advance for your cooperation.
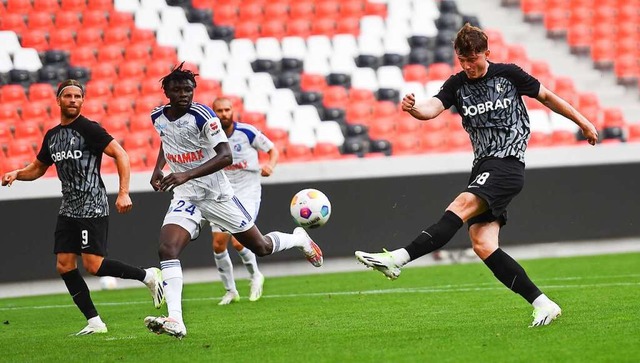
[505,64,540,98]
[434,74,462,110]
[82,120,114,154]
[36,131,54,165]
[202,115,229,147]
[252,131,275,152]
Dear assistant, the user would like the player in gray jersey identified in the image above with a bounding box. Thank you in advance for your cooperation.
[355,24,598,327]
[1,80,164,336]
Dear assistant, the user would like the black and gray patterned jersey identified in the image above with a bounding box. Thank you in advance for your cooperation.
[37,115,114,218]
[435,62,540,165]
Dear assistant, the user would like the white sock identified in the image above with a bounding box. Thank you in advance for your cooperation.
[160,259,184,323]
[266,231,306,254]
[142,268,153,285]
[88,316,105,326]
[391,248,411,266]
[214,250,237,292]
[237,247,261,277]
[532,294,554,309]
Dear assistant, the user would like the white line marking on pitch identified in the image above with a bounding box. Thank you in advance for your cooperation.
[0,280,638,311]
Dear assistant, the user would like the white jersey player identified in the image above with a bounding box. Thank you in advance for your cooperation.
[143,64,322,339]
[210,97,280,305]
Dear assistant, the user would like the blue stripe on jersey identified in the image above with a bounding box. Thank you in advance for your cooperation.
[151,106,164,124]
[235,122,258,144]
[232,195,253,222]
[188,103,217,131]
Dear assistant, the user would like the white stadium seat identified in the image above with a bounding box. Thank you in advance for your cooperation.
[289,123,317,148]
[177,43,204,66]
[204,40,230,64]
[114,0,140,12]
[329,54,357,75]
[0,31,22,55]
[248,73,276,96]
[332,34,359,57]
[135,9,162,30]
[266,108,294,131]
[221,75,249,98]
[306,36,333,59]
[358,35,384,57]
[226,60,254,79]
[377,66,405,90]
[315,121,345,146]
[199,61,226,81]
[360,16,386,40]
[281,36,307,60]
[293,105,322,128]
[160,7,188,29]
[229,39,257,63]
[269,88,299,113]
[243,92,271,113]
[156,26,183,47]
[351,67,379,91]
[182,23,211,47]
[256,38,282,61]
[0,50,14,73]
[529,110,552,134]
[13,48,42,72]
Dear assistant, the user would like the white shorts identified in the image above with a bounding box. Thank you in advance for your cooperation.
[211,196,260,233]
[163,196,254,238]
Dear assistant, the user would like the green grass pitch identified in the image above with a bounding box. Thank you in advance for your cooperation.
[1,253,638,363]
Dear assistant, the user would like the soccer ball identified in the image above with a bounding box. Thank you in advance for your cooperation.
[290,188,331,229]
[99,276,118,290]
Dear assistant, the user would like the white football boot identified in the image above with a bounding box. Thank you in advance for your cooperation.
[144,316,187,339]
[355,249,402,280]
[144,267,165,309]
[529,302,562,327]
[75,322,108,336]
[249,273,265,302]
[218,290,240,306]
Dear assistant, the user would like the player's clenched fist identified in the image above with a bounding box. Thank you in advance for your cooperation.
[401,93,416,112]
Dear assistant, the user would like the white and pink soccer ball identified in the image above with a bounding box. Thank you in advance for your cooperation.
[290,189,331,229]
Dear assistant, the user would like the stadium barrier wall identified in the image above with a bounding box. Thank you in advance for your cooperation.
[1,145,639,283]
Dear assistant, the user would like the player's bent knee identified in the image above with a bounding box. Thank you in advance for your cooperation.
[472,239,497,260]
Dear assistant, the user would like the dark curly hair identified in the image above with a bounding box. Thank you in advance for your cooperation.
[454,23,488,57]
[160,62,198,91]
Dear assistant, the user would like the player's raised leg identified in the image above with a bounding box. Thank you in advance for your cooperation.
[233,226,323,267]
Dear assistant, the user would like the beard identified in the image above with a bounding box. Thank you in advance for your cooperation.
[61,107,80,119]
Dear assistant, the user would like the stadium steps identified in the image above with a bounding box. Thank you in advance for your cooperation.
[460,0,640,123]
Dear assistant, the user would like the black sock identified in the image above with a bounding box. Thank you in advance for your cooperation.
[61,269,98,320]
[96,259,146,281]
[403,210,464,261]
[483,248,542,303]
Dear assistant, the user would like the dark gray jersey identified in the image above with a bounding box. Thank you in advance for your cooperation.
[37,116,114,218]
[435,63,540,165]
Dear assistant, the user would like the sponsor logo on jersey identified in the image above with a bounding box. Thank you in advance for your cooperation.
[462,98,512,116]
[51,150,83,162]
[225,160,248,171]
[165,149,205,163]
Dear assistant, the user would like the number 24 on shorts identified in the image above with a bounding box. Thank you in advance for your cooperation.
[171,200,197,216]
[469,172,490,188]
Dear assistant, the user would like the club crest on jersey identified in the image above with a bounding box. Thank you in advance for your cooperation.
[234,144,241,152]
[462,98,512,117]
[176,119,190,128]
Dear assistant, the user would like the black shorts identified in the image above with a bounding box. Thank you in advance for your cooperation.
[54,215,109,256]
[465,156,525,227]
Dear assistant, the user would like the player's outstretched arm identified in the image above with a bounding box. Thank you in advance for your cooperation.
[159,142,233,191]
[103,140,133,213]
[1,159,48,186]
[261,146,279,177]
[401,93,446,121]
[536,84,599,145]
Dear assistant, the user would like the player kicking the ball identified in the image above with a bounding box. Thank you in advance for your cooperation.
[143,63,322,339]
[355,24,598,327]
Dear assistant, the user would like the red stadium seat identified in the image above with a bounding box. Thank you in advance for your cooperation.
[61,0,86,11]
[213,4,238,27]
[364,1,387,17]
[76,27,104,49]
[428,63,454,81]
[2,156,33,173]
[261,19,287,39]
[554,76,575,94]
[0,13,27,33]
[335,17,360,36]
[300,73,328,93]
[82,99,106,120]
[323,86,349,109]
[285,144,313,162]
[129,113,154,133]
[403,64,429,83]
[90,63,118,83]
[286,19,312,38]
[33,0,60,12]
[6,139,36,158]
[97,45,124,65]
[1,85,28,106]
[446,130,472,151]
[28,83,55,103]
[135,95,164,115]
[520,0,545,22]
[107,97,135,116]
[315,1,340,19]
[240,112,266,129]
[340,0,365,18]
[127,149,149,171]
[627,123,640,143]
[0,102,21,120]
[290,1,315,20]
[20,30,49,52]
[103,26,130,47]
[311,17,336,36]
[373,101,397,118]
[550,130,577,146]
[528,131,551,148]
[368,118,396,140]
[21,102,49,124]
[28,12,55,32]
[13,121,42,139]
[238,3,263,22]
[345,101,372,125]
[263,127,288,145]
[396,116,421,134]
[124,44,151,63]
[87,0,113,11]
[312,142,342,160]
[193,91,218,105]
[348,88,376,103]
[109,11,134,29]
[420,112,448,133]
[0,126,13,151]
[566,23,591,54]
[591,39,616,69]
[192,0,216,9]
[264,2,288,20]
[140,78,164,97]
[49,29,77,51]
[118,61,146,82]
[130,28,156,47]
[392,134,421,155]
[146,60,174,80]
[614,56,639,85]
[602,107,625,128]
[54,11,82,31]
[100,115,128,134]
[198,79,222,95]
[234,20,260,41]
[123,132,151,151]
[69,47,97,68]
[82,10,109,29]
[6,0,32,14]
[151,46,178,63]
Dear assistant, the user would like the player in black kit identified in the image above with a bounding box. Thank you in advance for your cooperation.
[1,80,165,335]
[355,24,598,327]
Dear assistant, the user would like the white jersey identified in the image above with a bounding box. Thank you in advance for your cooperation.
[223,121,274,202]
[151,102,233,201]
